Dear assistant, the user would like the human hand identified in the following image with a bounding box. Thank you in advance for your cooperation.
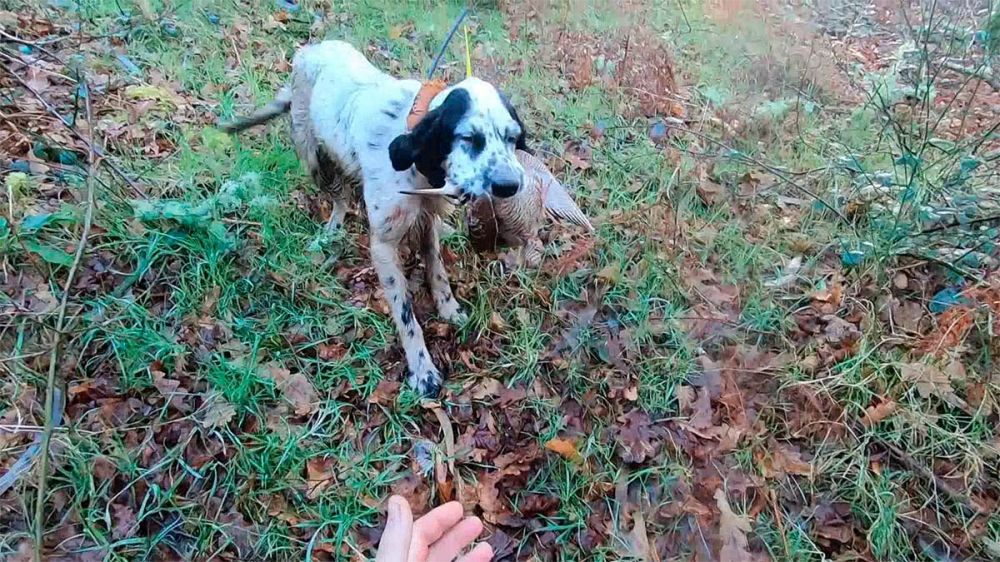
[375,495,493,562]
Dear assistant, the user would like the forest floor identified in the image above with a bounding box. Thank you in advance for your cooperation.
[2,0,999,560]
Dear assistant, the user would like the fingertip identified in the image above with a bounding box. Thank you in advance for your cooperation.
[387,495,412,525]
[376,496,413,562]
[428,501,464,523]
[465,515,483,534]
[465,542,494,562]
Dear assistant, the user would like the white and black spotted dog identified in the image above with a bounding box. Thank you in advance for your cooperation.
[221,40,528,397]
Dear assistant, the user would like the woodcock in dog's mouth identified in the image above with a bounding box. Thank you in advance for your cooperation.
[466,150,593,267]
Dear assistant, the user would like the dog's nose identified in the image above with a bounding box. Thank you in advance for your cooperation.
[489,164,521,198]
[491,179,520,198]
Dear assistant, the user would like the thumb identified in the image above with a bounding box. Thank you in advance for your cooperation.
[375,496,413,562]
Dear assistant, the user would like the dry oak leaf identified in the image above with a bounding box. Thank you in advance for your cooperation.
[545,438,583,464]
[614,410,660,464]
[263,363,318,415]
[687,387,714,431]
[152,369,188,411]
[111,503,137,540]
[899,360,970,413]
[759,442,813,478]
[305,457,337,500]
[715,489,753,562]
[862,400,897,428]
[198,393,236,428]
[697,180,725,206]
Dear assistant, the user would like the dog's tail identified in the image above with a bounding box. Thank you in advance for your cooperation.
[218,85,292,134]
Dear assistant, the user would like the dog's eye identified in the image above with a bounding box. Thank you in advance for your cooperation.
[506,135,518,145]
[458,133,486,153]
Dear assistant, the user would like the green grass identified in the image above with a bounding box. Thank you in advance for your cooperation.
[2,0,999,560]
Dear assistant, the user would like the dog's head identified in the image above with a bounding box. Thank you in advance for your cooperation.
[389,77,527,199]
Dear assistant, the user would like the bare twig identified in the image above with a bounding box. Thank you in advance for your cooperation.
[878,437,990,515]
[1,66,146,199]
[32,78,97,562]
[939,60,1000,90]
[0,29,65,64]
[0,50,77,84]
[914,213,1000,236]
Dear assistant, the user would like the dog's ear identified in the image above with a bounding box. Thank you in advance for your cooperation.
[388,89,470,188]
[388,134,416,172]
[500,93,529,152]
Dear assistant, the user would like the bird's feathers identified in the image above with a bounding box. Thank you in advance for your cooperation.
[515,150,593,231]
[466,196,499,252]
[465,150,593,259]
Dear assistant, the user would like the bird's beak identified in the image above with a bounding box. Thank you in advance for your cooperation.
[399,183,470,204]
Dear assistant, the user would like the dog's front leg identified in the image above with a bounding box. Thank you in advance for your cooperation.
[424,219,467,324]
[370,237,442,397]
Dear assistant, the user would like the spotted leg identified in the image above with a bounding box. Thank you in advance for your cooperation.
[424,219,467,324]
[370,235,442,397]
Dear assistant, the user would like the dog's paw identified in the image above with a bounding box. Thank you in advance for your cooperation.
[436,297,467,325]
[407,366,442,398]
[441,307,468,326]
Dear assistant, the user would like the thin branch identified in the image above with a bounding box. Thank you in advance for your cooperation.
[1,66,146,199]
[940,60,1000,90]
[878,437,990,515]
[0,29,65,65]
[32,78,97,562]
[915,213,1000,236]
[0,50,77,84]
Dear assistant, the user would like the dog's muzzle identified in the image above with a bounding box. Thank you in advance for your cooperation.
[488,163,522,199]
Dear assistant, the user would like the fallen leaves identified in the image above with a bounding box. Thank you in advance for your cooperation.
[757,441,813,479]
[474,444,545,525]
[261,363,318,415]
[715,489,753,562]
[198,393,236,428]
[809,502,854,545]
[615,506,653,561]
[613,411,661,464]
[110,504,137,540]
[6,4,997,562]
[899,359,971,411]
[151,365,187,411]
[305,457,337,500]
[899,361,955,399]
[697,179,726,206]
[543,236,594,276]
[544,437,583,463]
[563,140,593,170]
[918,274,1000,356]
[861,399,897,427]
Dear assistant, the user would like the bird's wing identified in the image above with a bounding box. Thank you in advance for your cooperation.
[544,180,593,231]
[516,151,594,231]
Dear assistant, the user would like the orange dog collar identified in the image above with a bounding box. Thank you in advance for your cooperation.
[406,79,448,131]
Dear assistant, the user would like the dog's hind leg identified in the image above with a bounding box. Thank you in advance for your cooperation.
[288,77,352,233]
[310,147,353,233]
